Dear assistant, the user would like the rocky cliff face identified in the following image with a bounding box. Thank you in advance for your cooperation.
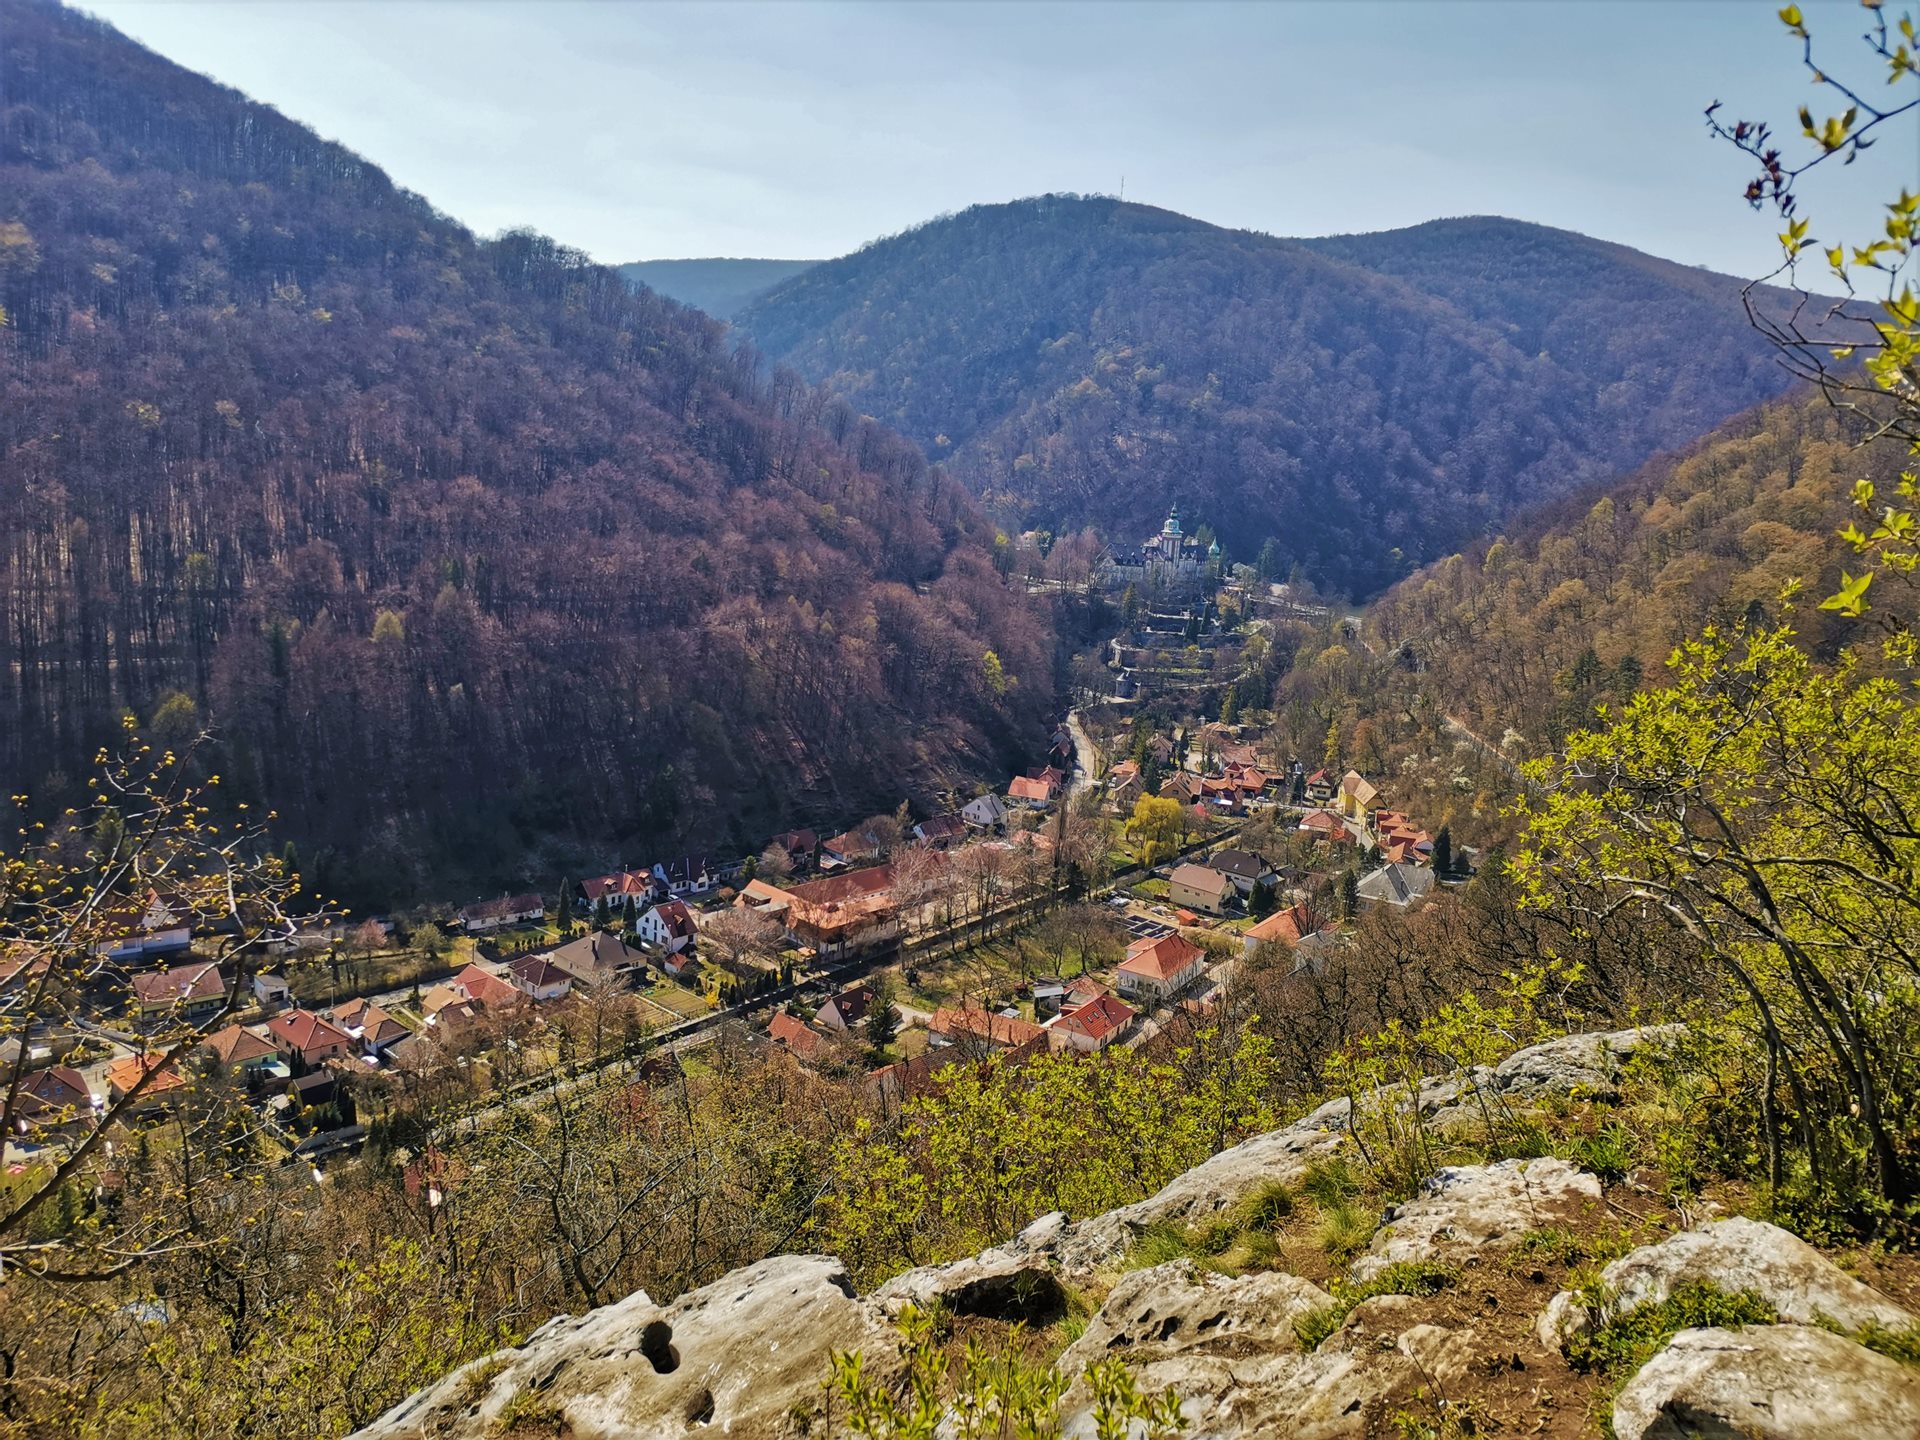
[351,1030,1919,1440]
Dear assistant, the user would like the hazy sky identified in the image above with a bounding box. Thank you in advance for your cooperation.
[84,0,1916,275]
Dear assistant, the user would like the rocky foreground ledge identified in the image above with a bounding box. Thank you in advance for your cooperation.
[351,1031,1920,1440]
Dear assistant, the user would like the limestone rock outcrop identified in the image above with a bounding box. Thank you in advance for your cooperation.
[1537,1215,1915,1349]
[350,1028,1911,1440]
[352,1255,896,1440]
[1058,1027,1663,1278]
[1352,1157,1602,1280]
[1609,1324,1920,1440]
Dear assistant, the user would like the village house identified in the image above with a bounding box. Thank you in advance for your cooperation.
[1298,809,1360,849]
[636,899,698,954]
[1336,770,1380,821]
[767,1011,824,1062]
[961,793,1009,831]
[757,868,900,962]
[1372,810,1435,867]
[505,954,574,1003]
[736,879,796,925]
[815,984,875,1033]
[94,890,192,962]
[14,1064,95,1128]
[199,1023,284,1076]
[1145,734,1176,766]
[1116,933,1208,1001]
[1159,772,1205,806]
[104,1052,187,1110]
[1358,862,1437,909]
[821,828,885,869]
[541,931,646,989]
[457,892,545,934]
[253,972,293,1007]
[331,997,411,1056]
[130,961,227,1021]
[1303,769,1337,805]
[1199,776,1246,815]
[769,829,818,871]
[1243,900,1320,956]
[911,814,967,849]
[1204,848,1276,897]
[929,1005,1047,1053]
[578,870,654,911]
[1168,862,1235,917]
[1049,993,1136,1053]
[1006,773,1060,811]
[652,856,717,898]
[446,963,524,1011]
[1105,761,1144,812]
[265,1009,357,1069]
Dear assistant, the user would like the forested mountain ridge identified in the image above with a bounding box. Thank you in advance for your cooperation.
[738,195,1817,598]
[617,258,818,320]
[1364,390,1890,754]
[0,0,1051,905]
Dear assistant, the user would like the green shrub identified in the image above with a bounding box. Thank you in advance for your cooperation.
[1235,1179,1295,1233]
[1301,1156,1363,1208]
[1314,1201,1376,1262]
[1565,1282,1777,1379]
[1293,1262,1459,1351]
[1568,1122,1638,1183]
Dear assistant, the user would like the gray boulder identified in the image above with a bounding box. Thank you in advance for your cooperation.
[1058,1259,1331,1373]
[352,1255,896,1440]
[1352,1157,1602,1280]
[1060,1027,1661,1278]
[1611,1324,1920,1440]
[1538,1216,1915,1349]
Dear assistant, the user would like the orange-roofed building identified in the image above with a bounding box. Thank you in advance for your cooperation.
[1116,933,1206,1000]
[1050,993,1136,1053]
[768,1011,824,1061]
[104,1052,187,1105]
[1244,900,1317,952]
[929,1005,1047,1052]
[266,1009,357,1068]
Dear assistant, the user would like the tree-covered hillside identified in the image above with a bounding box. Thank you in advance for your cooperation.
[0,0,1050,904]
[617,257,818,320]
[1364,391,1894,754]
[739,195,1819,598]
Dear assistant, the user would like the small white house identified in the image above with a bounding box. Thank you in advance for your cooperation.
[252,973,293,1007]
[961,793,1009,830]
[636,900,699,954]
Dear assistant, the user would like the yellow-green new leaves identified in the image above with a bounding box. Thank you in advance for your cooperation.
[1513,624,1920,1215]
[1820,568,1876,615]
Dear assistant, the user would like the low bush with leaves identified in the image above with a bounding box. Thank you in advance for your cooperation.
[826,1306,1185,1439]
[1293,1262,1460,1352]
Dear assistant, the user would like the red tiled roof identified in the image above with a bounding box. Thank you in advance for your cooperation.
[1246,901,1315,946]
[507,954,572,990]
[647,899,698,940]
[768,1012,823,1059]
[1007,776,1056,802]
[104,1052,186,1098]
[131,962,225,1009]
[789,867,894,908]
[581,870,652,902]
[201,1024,278,1067]
[267,1009,355,1056]
[930,1006,1046,1048]
[18,1065,91,1116]
[451,964,522,1011]
[1058,993,1135,1043]
[1120,933,1205,983]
